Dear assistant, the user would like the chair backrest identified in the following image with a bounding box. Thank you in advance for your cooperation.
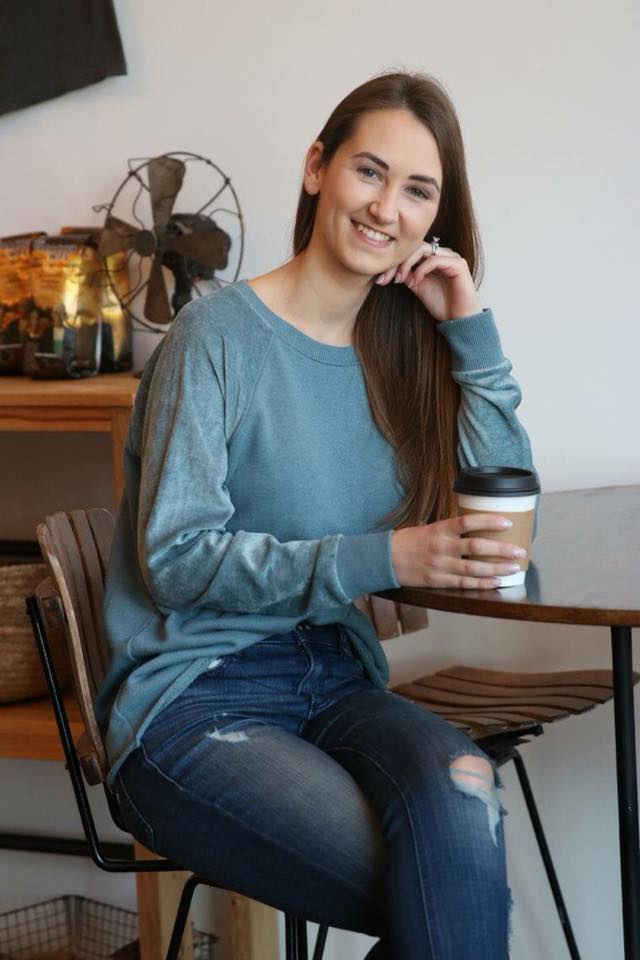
[36,508,115,785]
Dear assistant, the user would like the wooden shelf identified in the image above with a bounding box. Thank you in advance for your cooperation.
[0,693,82,761]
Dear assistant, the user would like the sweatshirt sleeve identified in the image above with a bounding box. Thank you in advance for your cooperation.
[135,303,399,616]
[437,309,534,472]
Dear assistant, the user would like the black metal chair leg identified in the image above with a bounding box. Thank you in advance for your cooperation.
[512,751,581,960]
[313,923,328,960]
[285,914,298,960]
[296,917,308,959]
[165,874,202,960]
[611,624,640,960]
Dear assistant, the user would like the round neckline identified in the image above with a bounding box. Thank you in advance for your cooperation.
[237,280,358,366]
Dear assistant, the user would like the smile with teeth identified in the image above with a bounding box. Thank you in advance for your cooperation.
[352,221,393,244]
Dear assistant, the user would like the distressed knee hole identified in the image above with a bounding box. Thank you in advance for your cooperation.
[449,754,503,845]
[206,716,257,743]
[208,728,249,743]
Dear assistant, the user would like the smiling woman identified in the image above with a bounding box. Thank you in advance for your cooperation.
[99,70,533,960]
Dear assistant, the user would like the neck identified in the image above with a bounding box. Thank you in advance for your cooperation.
[250,244,373,347]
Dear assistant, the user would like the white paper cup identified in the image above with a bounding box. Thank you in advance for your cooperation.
[453,468,540,587]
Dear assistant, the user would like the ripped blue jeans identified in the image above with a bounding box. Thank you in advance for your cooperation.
[114,622,509,960]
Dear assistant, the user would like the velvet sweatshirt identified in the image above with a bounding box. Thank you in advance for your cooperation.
[96,280,534,785]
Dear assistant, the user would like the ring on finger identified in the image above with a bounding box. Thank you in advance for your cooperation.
[429,236,440,256]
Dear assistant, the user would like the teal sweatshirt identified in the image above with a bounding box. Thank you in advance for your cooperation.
[96,280,533,785]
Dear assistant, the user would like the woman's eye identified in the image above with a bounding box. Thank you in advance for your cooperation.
[358,166,380,180]
[408,186,430,201]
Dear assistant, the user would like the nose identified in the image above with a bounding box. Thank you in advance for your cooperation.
[368,186,399,226]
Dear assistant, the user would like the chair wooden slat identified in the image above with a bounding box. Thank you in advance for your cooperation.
[47,513,105,702]
[36,510,115,783]
[394,683,596,711]
[392,663,640,741]
[439,664,640,689]
[407,699,572,723]
[445,711,546,726]
[369,596,401,639]
[416,674,619,701]
[86,507,115,580]
[398,604,429,634]
[407,696,568,718]
[68,509,110,679]
[354,596,428,640]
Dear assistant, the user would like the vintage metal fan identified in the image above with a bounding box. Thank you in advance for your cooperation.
[97,152,244,330]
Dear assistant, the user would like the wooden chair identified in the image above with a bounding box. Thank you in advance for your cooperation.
[361,594,640,960]
[26,508,323,960]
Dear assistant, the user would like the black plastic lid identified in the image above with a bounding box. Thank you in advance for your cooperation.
[453,466,540,497]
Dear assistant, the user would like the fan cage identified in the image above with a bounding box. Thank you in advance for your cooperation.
[95,151,244,333]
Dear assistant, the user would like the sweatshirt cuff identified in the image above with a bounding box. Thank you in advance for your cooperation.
[437,308,504,373]
[336,530,400,600]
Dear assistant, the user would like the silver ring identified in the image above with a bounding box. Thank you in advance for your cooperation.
[430,236,440,256]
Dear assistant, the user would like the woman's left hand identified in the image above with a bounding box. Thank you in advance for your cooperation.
[375,240,482,323]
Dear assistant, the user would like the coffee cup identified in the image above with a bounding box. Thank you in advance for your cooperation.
[453,466,540,587]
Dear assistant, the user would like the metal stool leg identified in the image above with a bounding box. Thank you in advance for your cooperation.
[165,874,201,960]
[285,914,308,960]
[611,624,640,960]
[313,924,328,960]
[296,917,308,959]
[512,750,581,960]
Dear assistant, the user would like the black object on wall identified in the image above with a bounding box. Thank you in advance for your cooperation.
[0,0,127,118]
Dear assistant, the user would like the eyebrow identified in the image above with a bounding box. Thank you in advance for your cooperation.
[351,151,441,193]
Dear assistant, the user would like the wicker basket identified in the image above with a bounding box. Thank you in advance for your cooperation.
[0,562,72,703]
[0,895,217,960]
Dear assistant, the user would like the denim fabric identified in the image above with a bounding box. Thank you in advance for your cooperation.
[114,623,509,960]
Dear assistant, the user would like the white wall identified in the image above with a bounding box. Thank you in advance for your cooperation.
[1,1,638,957]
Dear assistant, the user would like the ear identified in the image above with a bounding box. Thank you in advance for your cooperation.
[302,140,325,196]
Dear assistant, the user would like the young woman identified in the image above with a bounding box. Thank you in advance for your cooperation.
[97,71,533,959]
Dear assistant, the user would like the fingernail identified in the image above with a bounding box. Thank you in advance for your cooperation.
[375,275,385,284]
[507,563,521,573]
[499,519,513,528]
[394,272,402,283]
[512,547,526,557]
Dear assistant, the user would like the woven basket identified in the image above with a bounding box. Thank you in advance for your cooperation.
[0,562,72,703]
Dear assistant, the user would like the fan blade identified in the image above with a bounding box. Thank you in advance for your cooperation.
[165,230,230,270]
[148,156,185,235]
[99,216,139,256]
[144,255,172,325]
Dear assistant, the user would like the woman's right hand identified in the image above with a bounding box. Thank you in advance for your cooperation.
[390,514,526,589]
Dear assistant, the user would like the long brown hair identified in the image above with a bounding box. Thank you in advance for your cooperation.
[293,71,483,529]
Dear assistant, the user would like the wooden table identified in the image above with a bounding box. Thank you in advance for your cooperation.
[0,372,278,960]
[0,372,139,502]
[377,484,640,960]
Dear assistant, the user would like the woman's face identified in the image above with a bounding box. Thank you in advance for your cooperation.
[305,108,442,281]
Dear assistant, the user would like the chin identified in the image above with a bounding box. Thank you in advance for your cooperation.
[336,249,394,281]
